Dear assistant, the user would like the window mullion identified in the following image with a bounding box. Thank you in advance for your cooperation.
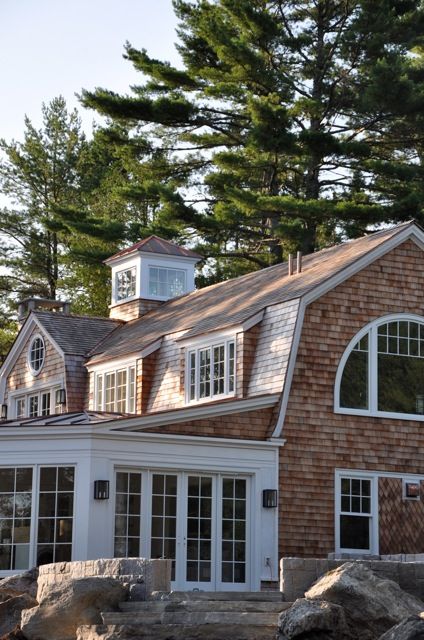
[369,326,378,413]
[210,346,214,398]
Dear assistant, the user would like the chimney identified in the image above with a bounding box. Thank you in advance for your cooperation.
[18,298,71,324]
[288,254,294,276]
[296,251,302,274]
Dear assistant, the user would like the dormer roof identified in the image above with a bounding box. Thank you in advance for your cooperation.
[104,236,202,264]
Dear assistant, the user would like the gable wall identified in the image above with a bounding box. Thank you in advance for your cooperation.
[279,239,424,558]
[5,325,65,406]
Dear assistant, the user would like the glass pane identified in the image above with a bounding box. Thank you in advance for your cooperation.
[58,467,75,491]
[13,544,30,570]
[40,468,57,492]
[16,469,32,492]
[0,469,15,493]
[378,352,424,414]
[340,515,370,550]
[340,349,368,409]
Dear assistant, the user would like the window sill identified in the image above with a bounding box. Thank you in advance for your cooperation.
[335,407,424,422]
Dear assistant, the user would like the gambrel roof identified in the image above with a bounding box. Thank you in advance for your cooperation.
[89,221,419,364]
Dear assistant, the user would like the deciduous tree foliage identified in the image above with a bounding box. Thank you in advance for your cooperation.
[82,0,424,277]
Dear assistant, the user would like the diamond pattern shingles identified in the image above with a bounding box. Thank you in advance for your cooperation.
[89,222,414,363]
[33,311,122,356]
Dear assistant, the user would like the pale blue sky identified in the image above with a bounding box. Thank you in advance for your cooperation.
[0,0,180,140]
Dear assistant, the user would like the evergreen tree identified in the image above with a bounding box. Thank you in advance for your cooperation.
[82,0,424,276]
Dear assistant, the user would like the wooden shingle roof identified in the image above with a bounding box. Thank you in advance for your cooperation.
[89,221,417,363]
[33,311,122,356]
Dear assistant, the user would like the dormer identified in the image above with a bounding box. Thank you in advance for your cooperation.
[105,236,202,321]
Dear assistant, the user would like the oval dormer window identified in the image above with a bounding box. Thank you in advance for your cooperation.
[28,335,45,376]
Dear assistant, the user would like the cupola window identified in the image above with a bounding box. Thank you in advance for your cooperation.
[148,266,186,299]
[116,267,137,301]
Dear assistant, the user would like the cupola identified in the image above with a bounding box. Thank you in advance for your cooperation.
[104,236,202,321]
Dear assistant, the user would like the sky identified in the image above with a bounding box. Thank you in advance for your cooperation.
[0,0,181,141]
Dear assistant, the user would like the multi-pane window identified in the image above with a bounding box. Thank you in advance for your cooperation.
[28,336,45,375]
[0,468,33,570]
[95,367,136,414]
[37,466,74,565]
[15,387,61,419]
[221,478,247,583]
[339,476,371,551]
[116,267,137,301]
[151,474,177,581]
[149,267,186,299]
[338,317,424,417]
[188,339,235,402]
[186,476,212,583]
[114,471,142,558]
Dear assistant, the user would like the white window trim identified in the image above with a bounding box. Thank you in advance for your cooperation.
[115,266,138,302]
[8,379,64,419]
[334,469,379,555]
[147,263,187,301]
[94,365,136,414]
[185,337,236,405]
[335,313,424,421]
[27,333,45,377]
[0,464,76,574]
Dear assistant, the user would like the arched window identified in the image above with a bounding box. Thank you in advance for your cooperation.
[335,315,424,419]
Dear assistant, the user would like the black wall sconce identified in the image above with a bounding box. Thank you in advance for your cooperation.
[56,388,66,406]
[94,480,110,500]
[1,404,7,420]
[263,489,278,508]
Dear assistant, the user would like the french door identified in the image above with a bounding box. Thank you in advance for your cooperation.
[114,470,250,590]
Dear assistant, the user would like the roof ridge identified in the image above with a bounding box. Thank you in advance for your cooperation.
[33,310,123,323]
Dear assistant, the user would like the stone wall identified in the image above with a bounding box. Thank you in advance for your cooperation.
[38,558,171,600]
[281,557,424,602]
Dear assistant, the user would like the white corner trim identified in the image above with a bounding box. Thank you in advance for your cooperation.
[271,299,304,438]
[111,393,280,431]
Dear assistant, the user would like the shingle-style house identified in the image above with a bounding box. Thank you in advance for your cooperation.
[2,221,424,589]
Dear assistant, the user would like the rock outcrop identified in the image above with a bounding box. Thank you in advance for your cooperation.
[0,570,38,638]
[278,562,424,640]
[378,615,424,640]
[278,597,351,639]
[21,576,127,640]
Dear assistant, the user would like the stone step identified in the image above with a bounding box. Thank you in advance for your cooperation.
[119,599,291,613]
[102,611,281,626]
[78,623,278,640]
[165,590,283,602]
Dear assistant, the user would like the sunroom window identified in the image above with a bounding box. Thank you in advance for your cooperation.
[337,316,424,418]
[188,339,235,402]
[95,366,136,413]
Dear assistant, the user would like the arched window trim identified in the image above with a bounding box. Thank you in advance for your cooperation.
[335,313,424,421]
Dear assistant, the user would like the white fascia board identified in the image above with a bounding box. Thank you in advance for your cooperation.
[302,225,424,307]
[177,311,265,348]
[109,393,280,431]
[0,314,65,402]
[85,338,162,370]
[271,299,304,439]
[142,251,200,265]
[272,224,424,438]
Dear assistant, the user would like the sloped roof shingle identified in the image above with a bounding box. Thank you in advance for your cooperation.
[104,235,202,263]
[89,221,416,363]
[33,311,122,356]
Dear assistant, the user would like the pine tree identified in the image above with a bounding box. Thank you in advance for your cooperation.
[82,0,424,276]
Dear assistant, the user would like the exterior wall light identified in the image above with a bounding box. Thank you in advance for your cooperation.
[1,404,7,420]
[262,489,278,508]
[405,481,420,500]
[56,388,67,406]
[94,480,110,500]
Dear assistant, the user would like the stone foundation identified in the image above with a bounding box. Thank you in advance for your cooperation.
[280,557,424,602]
[38,558,171,600]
